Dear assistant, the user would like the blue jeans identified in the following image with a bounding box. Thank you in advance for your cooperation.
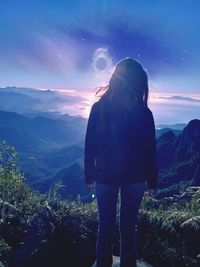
[95,181,147,267]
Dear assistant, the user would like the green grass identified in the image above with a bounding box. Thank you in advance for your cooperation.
[0,140,200,267]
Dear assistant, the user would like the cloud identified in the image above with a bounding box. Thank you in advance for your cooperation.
[155,95,200,103]
[148,92,200,125]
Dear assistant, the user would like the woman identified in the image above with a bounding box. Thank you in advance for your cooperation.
[84,58,158,267]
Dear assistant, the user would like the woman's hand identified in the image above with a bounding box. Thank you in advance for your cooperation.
[87,183,96,189]
[148,188,155,195]
[144,188,155,196]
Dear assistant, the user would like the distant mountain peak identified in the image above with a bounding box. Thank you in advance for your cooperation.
[182,119,200,143]
[185,119,200,130]
[158,129,176,142]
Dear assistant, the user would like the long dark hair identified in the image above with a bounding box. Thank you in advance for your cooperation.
[95,57,149,109]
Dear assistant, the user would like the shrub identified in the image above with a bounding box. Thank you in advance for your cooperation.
[1,140,200,267]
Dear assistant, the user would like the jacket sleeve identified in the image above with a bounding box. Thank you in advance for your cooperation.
[84,103,98,184]
[144,109,158,189]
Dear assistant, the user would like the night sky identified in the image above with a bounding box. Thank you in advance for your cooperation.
[0,0,199,123]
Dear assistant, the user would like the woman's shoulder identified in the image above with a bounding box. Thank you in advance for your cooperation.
[143,106,153,118]
[142,107,156,132]
[131,104,152,117]
[143,106,152,114]
[90,100,104,118]
[92,98,108,111]
[91,100,100,111]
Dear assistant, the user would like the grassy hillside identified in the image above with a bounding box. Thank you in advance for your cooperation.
[0,142,200,267]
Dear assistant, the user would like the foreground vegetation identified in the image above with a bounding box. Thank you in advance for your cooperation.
[0,141,200,267]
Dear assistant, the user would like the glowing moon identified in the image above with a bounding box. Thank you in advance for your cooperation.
[92,48,112,73]
[96,56,108,70]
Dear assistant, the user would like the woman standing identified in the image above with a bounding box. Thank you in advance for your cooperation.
[84,58,158,267]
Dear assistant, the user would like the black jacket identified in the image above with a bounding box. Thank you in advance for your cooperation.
[84,98,158,188]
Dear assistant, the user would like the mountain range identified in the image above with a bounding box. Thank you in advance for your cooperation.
[0,86,199,201]
[0,87,84,114]
[156,119,200,198]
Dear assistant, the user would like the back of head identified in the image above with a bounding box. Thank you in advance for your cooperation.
[97,57,149,111]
